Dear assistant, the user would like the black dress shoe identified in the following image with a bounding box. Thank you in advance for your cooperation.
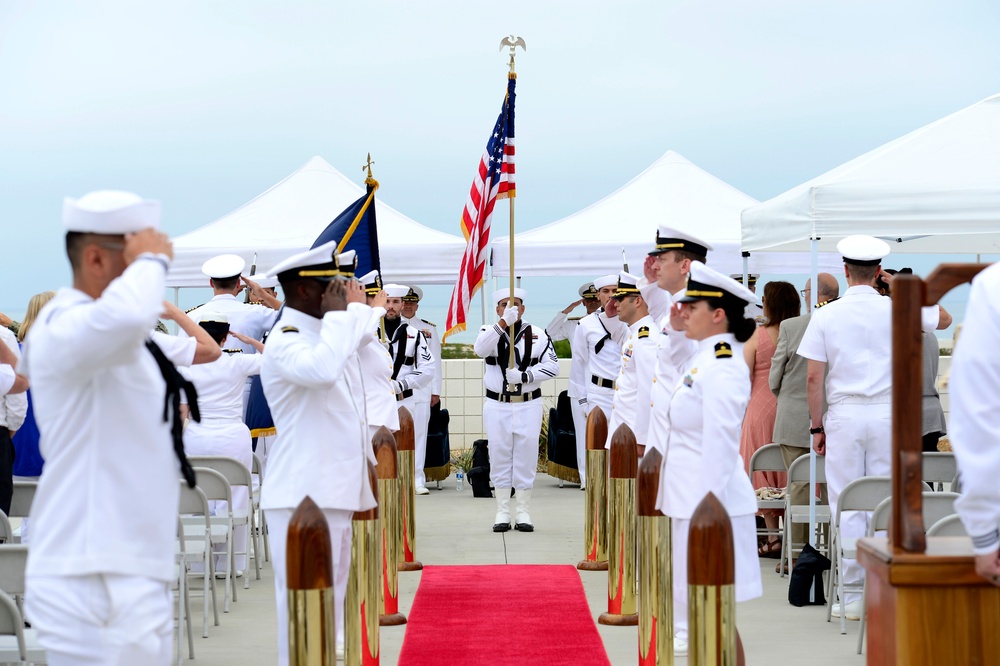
[514,522,534,532]
[493,522,511,532]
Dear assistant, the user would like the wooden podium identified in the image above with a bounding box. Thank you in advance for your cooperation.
[857,264,1000,665]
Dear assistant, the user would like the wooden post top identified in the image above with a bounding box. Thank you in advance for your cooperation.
[286,495,333,590]
[636,448,663,517]
[374,426,397,479]
[688,492,734,586]
[609,423,638,479]
[396,406,415,452]
[586,406,608,451]
[353,461,379,521]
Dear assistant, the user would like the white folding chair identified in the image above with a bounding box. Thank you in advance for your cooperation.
[926,513,967,537]
[748,443,786,551]
[188,468,236,612]
[252,452,270,564]
[921,452,957,491]
[0,588,45,664]
[779,454,830,578]
[175,516,194,664]
[190,456,259,585]
[178,482,219,638]
[921,491,960,533]
[0,512,13,544]
[0,544,28,622]
[7,483,36,544]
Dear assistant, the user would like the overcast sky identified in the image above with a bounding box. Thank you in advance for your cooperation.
[1,1,998,332]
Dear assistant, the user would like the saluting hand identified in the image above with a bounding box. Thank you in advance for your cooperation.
[561,299,583,315]
[604,298,620,318]
[371,289,388,310]
[643,255,658,283]
[124,228,173,264]
[345,279,365,305]
[320,280,347,314]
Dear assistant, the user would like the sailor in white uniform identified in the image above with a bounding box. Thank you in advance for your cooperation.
[0,339,26,397]
[474,288,559,532]
[357,270,399,441]
[571,274,622,421]
[545,282,600,487]
[401,286,442,407]
[731,273,765,323]
[655,262,763,658]
[598,273,657,455]
[180,314,263,573]
[261,245,376,663]
[949,261,1000,586]
[23,190,218,666]
[797,235,942,619]
[639,226,713,456]
[383,284,434,494]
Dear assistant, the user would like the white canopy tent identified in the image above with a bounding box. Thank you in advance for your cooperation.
[167,156,466,287]
[492,150,841,277]
[742,93,1000,255]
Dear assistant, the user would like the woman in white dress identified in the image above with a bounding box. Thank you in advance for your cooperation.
[180,315,262,574]
[656,261,763,660]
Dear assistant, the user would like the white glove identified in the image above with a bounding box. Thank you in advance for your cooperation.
[393,380,405,394]
[501,306,519,327]
[505,367,524,385]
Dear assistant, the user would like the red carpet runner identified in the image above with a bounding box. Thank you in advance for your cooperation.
[398,565,611,666]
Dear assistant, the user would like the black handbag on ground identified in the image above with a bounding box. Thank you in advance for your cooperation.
[788,543,831,607]
[467,439,493,498]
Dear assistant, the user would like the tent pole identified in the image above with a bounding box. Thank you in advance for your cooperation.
[741,251,750,286]
[172,287,180,335]
[808,238,819,603]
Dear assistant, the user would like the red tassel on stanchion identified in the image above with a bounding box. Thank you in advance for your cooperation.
[395,407,423,572]
[598,423,638,626]
[373,427,406,626]
[287,496,336,665]
[578,407,609,571]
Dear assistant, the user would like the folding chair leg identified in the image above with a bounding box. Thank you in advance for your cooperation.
[251,510,261,581]
[857,579,867,654]
[837,549,847,635]
[261,509,271,562]
[229,536,238,604]
[779,515,789,579]
[244,526,253,589]
[185,574,194,659]
[825,530,837,623]
[203,556,212,637]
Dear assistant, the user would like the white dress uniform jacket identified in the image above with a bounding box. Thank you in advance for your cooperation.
[573,311,622,415]
[0,366,13,396]
[359,309,400,440]
[24,257,197,583]
[388,318,433,486]
[184,294,280,354]
[600,313,657,449]
[0,328,26,431]
[405,316,442,398]
[260,304,376,513]
[548,311,589,480]
[949,262,1000,554]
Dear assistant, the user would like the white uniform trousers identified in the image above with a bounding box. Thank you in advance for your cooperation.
[184,419,253,571]
[585,385,614,418]
[571,397,588,484]
[26,574,172,666]
[268,507,352,665]
[824,399,892,605]
[670,514,762,643]
[484,398,543,490]
[399,396,430,488]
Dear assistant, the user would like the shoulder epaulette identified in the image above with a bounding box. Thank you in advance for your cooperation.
[637,326,650,339]
[185,303,205,314]
[815,297,840,309]
[281,326,299,334]
[715,341,733,359]
[422,320,437,327]
[222,348,243,354]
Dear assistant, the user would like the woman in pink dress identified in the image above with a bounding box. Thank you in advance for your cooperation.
[740,281,800,560]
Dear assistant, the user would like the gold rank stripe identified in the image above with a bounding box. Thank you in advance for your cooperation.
[656,242,685,249]
[685,289,724,298]
[298,269,352,277]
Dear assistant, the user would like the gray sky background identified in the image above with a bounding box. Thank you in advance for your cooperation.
[2,1,998,340]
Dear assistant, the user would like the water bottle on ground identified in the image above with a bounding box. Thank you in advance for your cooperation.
[456,469,464,492]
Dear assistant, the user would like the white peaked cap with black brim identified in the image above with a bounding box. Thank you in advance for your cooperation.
[648,225,713,257]
[837,235,890,266]
[677,261,757,308]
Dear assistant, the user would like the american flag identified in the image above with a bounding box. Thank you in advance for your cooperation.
[444,76,516,340]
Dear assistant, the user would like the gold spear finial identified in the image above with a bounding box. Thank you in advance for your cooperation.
[499,35,526,74]
[363,153,375,179]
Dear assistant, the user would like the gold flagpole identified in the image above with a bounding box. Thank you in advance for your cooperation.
[500,35,525,379]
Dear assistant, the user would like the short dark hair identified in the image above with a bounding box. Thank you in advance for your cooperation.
[762,281,800,328]
[847,263,880,283]
[212,276,241,291]
[65,231,124,271]
[674,249,708,264]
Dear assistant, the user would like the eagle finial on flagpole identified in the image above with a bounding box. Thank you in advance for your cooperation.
[499,35,526,73]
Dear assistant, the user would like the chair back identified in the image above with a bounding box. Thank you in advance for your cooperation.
[189,456,252,494]
[252,452,264,485]
[0,512,12,544]
[0,545,28,597]
[922,491,960,529]
[921,452,957,485]
[8,482,36,518]
[926,514,967,538]
[870,497,893,536]
[178,482,211,517]
[749,443,786,475]
[191,467,233,506]
[0,589,26,660]
[786,453,827,485]
[836,476,893,519]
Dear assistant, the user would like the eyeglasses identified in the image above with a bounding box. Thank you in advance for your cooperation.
[799,289,811,299]
[97,241,126,252]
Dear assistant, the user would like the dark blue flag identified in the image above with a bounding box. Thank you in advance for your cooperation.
[311,180,381,278]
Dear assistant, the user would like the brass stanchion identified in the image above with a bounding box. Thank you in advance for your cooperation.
[598,423,638,626]
[346,462,381,666]
[688,492,737,666]
[373,427,406,626]
[287,496,336,666]
[638,448,672,665]
[395,406,423,571]
[578,407,609,571]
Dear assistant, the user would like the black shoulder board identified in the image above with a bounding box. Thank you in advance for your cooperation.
[423,320,436,327]
[222,348,243,354]
[815,297,840,309]
[184,303,205,314]
[281,326,299,334]
[637,326,650,339]
[715,341,733,358]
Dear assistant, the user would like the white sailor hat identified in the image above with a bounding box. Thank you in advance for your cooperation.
[202,254,246,280]
[358,270,382,294]
[492,287,527,306]
[403,286,423,303]
[267,243,356,283]
[612,271,641,299]
[837,235,890,266]
[197,312,230,337]
[593,274,619,290]
[579,282,598,299]
[197,313,229,324]
[383,283,410,298]
[648,225,713,257]
[254,275,278,289]
[63,190,161,234]
[677,261,756,307]
[729,273,760,288]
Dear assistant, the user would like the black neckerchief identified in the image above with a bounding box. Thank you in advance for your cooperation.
[594,313,612,355]
[384,316,401,340]
[145,340,199,488]
[390,322,410,380]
